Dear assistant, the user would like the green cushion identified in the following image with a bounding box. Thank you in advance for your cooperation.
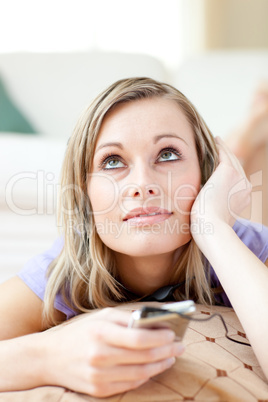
[0,76,36,134]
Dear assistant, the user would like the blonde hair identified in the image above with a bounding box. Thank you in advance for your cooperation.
[44,77,219,325]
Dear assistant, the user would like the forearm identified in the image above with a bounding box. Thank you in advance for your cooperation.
[195,222,268,377]
[0,332,46,391]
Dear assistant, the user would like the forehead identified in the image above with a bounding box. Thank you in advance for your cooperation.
[96,97,195,145]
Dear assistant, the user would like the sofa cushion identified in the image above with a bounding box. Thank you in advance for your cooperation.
[0,304,267,401]
[0,133,65,209]
[0,76,36,134]
[0,52,168,138]
[175,50,268,139]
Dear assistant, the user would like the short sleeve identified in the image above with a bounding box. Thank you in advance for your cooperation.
[210,219,268,307]
[17,237,76,320]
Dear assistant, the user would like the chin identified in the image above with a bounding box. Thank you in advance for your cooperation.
[102,234,192,257]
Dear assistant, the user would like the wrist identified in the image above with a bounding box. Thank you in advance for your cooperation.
[22,332,51,388]
[37,328,61,387]
[0,332,50,391]
[191,216,233,250]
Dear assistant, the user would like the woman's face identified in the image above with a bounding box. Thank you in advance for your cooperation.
[88,97,201,257]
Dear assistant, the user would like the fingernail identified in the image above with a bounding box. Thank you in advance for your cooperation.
[167,357,176,367]
[175,344,185,356]
[135,379,147,387]
[166,331,175,341]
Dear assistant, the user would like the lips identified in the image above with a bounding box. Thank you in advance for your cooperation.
[123,207,172,222]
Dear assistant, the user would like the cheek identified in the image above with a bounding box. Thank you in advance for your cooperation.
[87,174,119,218]
[172,172,201,215]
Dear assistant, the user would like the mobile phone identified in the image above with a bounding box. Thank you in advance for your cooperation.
[128,300,195,341]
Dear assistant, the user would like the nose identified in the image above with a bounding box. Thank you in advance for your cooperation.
[122,164,161,199]
[129,185,159,198]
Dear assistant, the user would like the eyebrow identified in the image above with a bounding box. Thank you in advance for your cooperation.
[95,142,124,153]
[153,133,188,146]
[95,134,188,153]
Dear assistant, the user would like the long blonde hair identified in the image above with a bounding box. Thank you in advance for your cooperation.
[44,77,219,325]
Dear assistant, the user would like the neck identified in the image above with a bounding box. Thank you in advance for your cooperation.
[114,247,185,297]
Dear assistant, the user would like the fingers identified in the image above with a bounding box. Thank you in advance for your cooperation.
[215,136,252,198]
[82,313,181,398]
[88,356,176,385]
[93,307,132,327]
[88,379,148,398]
[215,136,248,178]
[87,341,184,367]
[57,307,132,329]
[85,357,176,396]
[93,319,175,349]
[215,136,239,166]
[47,308,184,399]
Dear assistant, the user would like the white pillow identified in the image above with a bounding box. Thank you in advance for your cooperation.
[0,133,66,212]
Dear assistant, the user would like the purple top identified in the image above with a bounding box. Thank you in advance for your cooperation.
[210,219,268,306]
[17,219,268,320]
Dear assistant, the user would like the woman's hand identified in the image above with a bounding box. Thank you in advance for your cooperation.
[40,307,183,397]
[191,137,252,237]
[189,138,268,380]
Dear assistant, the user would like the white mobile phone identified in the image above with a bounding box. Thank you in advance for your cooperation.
[128,300,195,341]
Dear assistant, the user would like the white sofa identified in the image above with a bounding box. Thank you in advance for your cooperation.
[1,50,268,283]
[175,50,268,138]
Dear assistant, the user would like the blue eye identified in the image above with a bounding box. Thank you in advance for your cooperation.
[157,147,182,163]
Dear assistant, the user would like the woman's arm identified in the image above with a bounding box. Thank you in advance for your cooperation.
[194,222,268,378]
[0,276,63,340]
[0,277,183,396]
[0,332,48,391]
[191,137,268,379]
[0,276,65,390]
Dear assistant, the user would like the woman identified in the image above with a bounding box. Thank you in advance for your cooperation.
[1,77,268,397]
